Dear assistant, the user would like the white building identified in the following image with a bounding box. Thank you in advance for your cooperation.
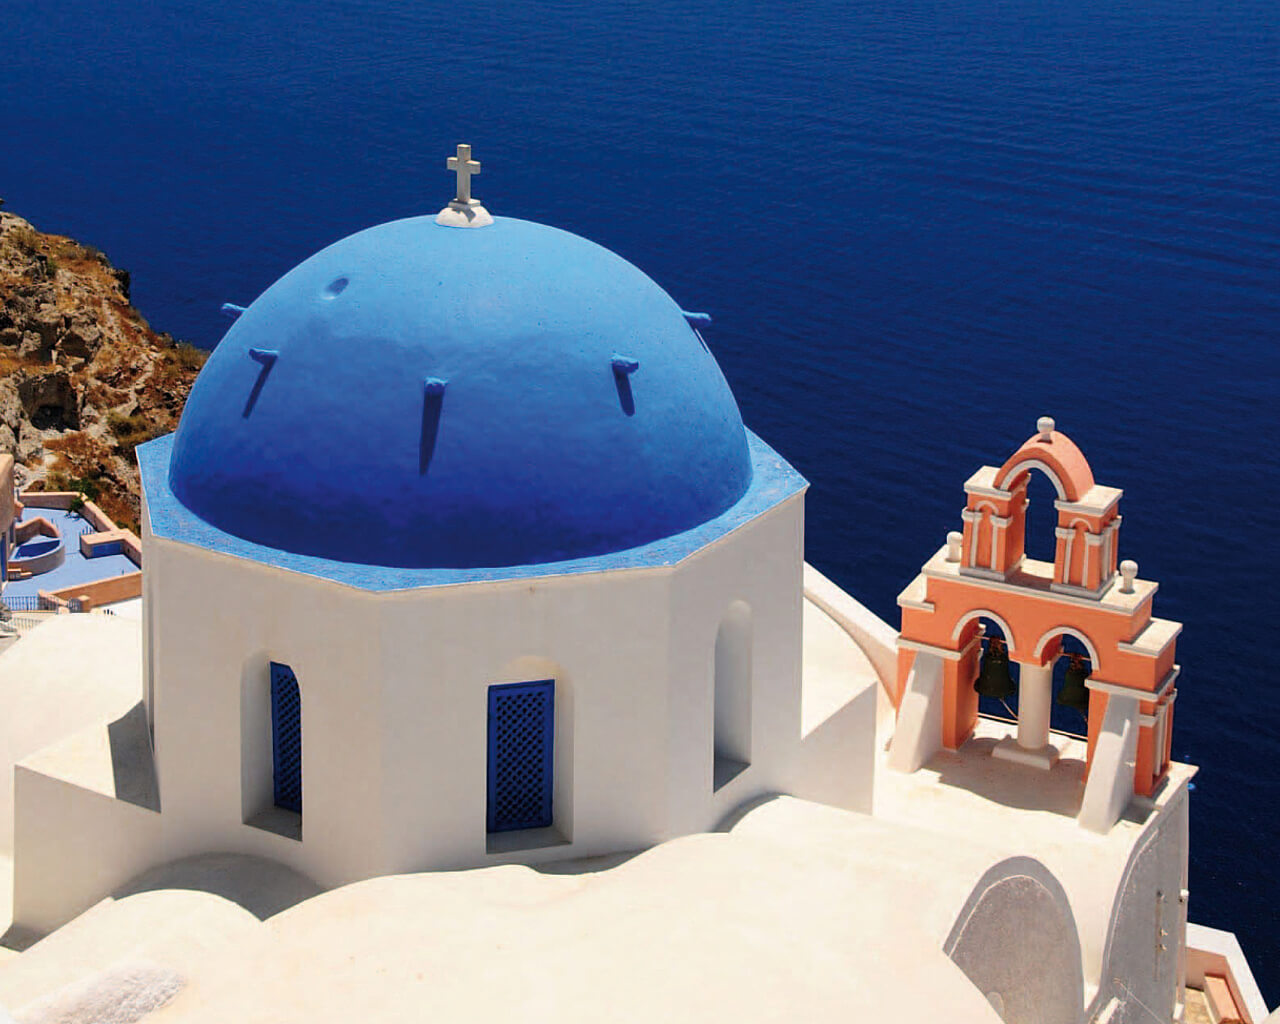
[7,156,874,927]
[0,152,1267,1024]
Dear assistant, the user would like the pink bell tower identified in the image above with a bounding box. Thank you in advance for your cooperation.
[890,418,1182,833]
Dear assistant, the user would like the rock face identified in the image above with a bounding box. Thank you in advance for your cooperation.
[0,209,206,529]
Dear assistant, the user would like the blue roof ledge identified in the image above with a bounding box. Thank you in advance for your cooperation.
[139,431,806,591]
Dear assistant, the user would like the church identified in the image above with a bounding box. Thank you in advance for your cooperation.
[0,147,1266,1024]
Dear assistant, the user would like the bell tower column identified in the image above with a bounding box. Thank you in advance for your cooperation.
[1016,662,1052,751]
[993,662,1059,770]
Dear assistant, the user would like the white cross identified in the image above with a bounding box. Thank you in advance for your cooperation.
[447,144,481,204]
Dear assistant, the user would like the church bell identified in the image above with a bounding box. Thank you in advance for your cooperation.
[974,637,1015,700]
[1056,653,1091,713]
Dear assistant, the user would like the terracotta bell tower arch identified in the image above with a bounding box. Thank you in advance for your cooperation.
[889,418,1182,833]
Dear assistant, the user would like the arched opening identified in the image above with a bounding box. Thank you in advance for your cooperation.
[713,601,752,790]
[270,663,302,814]
[242,655,302,841]
[1022,469,1061,565]
[1033,631,1098,739]
[486,679,554,834]
[486,655,573,853]
[972,616,1021,726]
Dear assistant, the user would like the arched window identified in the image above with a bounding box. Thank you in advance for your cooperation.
[487,679,554,833]
[1022,469,1060,564]
[270,662,302,814]
[714,601,752,790]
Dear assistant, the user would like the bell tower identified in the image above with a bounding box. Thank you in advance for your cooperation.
[889,418,1182,833]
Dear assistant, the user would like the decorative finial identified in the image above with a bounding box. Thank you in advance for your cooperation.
[1119,559,1138,594]
[946,531,963,563]
[1037,416,1055,442]
[436,143,493,228]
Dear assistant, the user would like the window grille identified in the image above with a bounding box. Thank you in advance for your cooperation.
[487,680,554,833]
[270,662,302,813]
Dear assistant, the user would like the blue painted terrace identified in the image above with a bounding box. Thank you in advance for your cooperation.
[2,506,138,602]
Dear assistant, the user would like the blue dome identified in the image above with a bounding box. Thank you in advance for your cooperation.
[168,216,753,569]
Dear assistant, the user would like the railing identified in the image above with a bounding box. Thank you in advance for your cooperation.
[0,594,59,613]
[2,593,129,620]
[978,711,1089,744]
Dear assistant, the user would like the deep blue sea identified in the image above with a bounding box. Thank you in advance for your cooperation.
[5,0,1278,999]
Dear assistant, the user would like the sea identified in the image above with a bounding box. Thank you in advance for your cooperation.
[5,0,1278,1000]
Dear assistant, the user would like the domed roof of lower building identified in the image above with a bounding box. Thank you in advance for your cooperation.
[167,215,753,569]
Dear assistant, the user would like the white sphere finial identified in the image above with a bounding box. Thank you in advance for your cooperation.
[1037,416,1055,442]
[1119,559,1138,594]
[946,531,963,563]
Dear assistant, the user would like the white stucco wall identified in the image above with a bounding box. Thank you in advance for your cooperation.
[665,496,807,835]
[10,480,891,935]
[944,857,1085,1024]
[0,616,142,855]
[123,493,819,893]
[11,764,163,937]
[1088,789,1189,1024]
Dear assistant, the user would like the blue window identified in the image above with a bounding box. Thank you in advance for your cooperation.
[487,680,554,833]
[270,662,302,813]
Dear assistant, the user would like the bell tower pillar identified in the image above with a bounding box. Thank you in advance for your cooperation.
[994,660,1057,768]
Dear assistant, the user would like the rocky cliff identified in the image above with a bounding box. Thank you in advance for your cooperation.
[0,206,206,530]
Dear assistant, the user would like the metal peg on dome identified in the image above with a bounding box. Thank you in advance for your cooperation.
[242,348,278,418]
[612,355,639,416]
[437,143,494,229]
[1037,416,1055,442]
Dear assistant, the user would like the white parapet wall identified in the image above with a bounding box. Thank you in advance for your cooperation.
[1186,923,1269,1023]
[802,562,898,694]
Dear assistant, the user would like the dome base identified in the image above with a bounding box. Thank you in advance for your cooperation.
[436,201,494,228]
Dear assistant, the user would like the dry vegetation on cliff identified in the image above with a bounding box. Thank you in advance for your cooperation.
[0,206,206,529]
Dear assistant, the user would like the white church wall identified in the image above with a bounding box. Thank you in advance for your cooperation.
[16,486,829,931]
[371,566,674,870]
[665,495,808,835]
[1087,789,1189,1024]
[145,533,391,889]
[141,500,814,888]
